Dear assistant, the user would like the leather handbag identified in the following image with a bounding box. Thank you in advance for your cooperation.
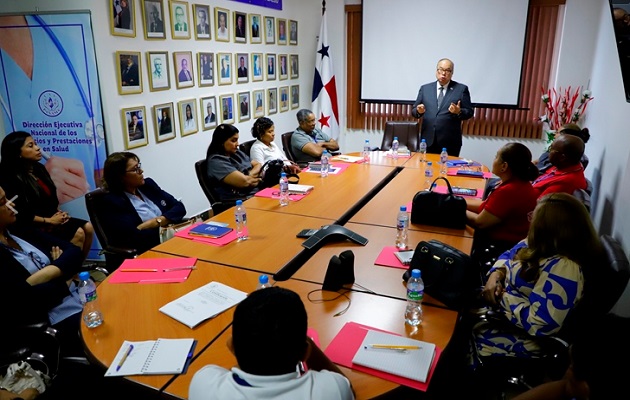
[410,176,467,229]
[403,239,476,310]
[259,159,299,189]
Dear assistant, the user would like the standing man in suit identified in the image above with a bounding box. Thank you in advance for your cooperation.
[411,58,473,157]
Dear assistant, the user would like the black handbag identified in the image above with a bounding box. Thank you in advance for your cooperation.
[259,159,299,189]
[403,239,476,310]
[410,176,467,229]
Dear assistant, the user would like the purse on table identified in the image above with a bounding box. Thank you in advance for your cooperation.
[410,176,467,229]
[259,159,299,189]
[402,239,476,310]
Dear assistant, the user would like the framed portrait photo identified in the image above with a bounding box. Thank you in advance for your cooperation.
[200,96,218,130]
[234,11,247,43]
[147,51,170,91]
[279,86,289,112]
[290,85,299,109]
[264,16,275,44]
[249,14,262,44]
[110,0,136,37]
[278,54,288,80]
[116,51,143,95]
[265,53,276,81]
[198,52,214,87]
[290,54,299,79]
[235,53,249,83]
[153,102,175,142]
[215,7,230,42]
[219,94,235,124]
[141,0,166,39]
[253,89,264,118]
[217,52,233,85]
[238,91,251,122]
[121,106,147,149]
[289,19,298,45]
[173,51,194,89]
[170,0,191,39]
[267,87,278,115]
[178,99,198,136]
[193,4,211,40]
[251,53,263,82]
[277,18,287,45]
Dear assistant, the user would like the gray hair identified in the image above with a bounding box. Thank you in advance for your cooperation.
[296,109,313,123]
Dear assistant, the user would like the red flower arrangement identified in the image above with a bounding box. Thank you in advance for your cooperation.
[539,86,593,148]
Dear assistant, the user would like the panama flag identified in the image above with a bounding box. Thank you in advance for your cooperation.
[312,10,340,139]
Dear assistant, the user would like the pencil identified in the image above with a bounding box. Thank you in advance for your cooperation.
[369,344,420,350]
[119,268,158,272]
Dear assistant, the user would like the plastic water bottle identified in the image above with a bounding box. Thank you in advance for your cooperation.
[405,269,424,326]
[77,271,103,328]
[395,205,409,249]
[424,161,434,190]
[419,139,427,162]
[279,172,289,206]
[320,150,330,178]
[391,137,399,159]
[257,274,272,290]
[234,200,249,241]
[439,147,449,176]
[362,139,370,163]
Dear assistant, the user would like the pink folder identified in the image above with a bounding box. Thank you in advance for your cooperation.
[254,187,308,201]
[324,321,441,391]
[175,223,238,246]
[374,246,410,269]
[109,257,197,284]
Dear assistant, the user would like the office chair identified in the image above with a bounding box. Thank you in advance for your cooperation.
[281,132,297,162]
[471,234,630,398]
[85,188,138,272]
[194,159,236,215]
[380,121,420,152]
[239,139,256,157]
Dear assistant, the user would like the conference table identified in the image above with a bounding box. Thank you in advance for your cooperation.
[81,151,490,399]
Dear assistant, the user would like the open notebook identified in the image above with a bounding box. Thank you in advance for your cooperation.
[351,330,436,383]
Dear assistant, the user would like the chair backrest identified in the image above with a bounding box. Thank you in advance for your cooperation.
[381,121,420,152]
[194,159,234,215]
[598,234,630,313]
[281,132,296,162]
[239,139,256,157]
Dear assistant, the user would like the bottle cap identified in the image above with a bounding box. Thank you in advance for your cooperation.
[393,137,398,140]
[281,172,287,177]
[421,139,426,142]
[259,274,269,284]
[411,269,420,278]
[400,205,406,212]
[442,147,447,151]
[78,271,90,281]
[236,200,243,205]
[427,161,432,166]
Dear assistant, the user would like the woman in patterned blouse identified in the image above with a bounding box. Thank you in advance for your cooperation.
[473,192,601,359]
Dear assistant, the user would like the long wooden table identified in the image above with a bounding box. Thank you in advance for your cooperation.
[81,152,487,399]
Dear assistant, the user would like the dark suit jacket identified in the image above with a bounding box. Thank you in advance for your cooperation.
[99,178,186,254]
[411,80,473,156]
[178,69,192,82]
[238,67,248,78]
[0,228,83,326]
[122,63,139,86]
[197,23,210,35]
[150,19,164,32]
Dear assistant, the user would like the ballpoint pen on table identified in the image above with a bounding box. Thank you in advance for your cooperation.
[119,268,158,272]
[367,344,421,350]
[163,266,196,272]
[116,344,134,371]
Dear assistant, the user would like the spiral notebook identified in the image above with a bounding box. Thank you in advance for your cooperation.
[104,338,196,377]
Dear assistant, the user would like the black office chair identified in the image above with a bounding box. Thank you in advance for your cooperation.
[85,188,138,272]
[239,139,256,157]
[281,132,297,162]
[194,159,236,215]
[380,121,420,152]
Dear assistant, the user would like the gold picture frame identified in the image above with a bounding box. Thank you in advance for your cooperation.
[267,87,277,115]
[178,99,198,136]
[153,102,175,142]
[236,53,249,83]
[278,54,288,81]
[173,51,195,89]
[251,52,263,82]
[116,51,143,95]
[147,51,170,91]
[253,89,264,118]
[290,54,299,79]
[198,52,214,87]
[215,7,230,42]
[169,0,191,39]
[141,0,166,39]
[279,86,289,112]
[290,85,299,109]
[110,0,136,37]
[234,11,247,43]
[200,96,218,130]
[217,52,233,85]
[121,106,148,149]
[276,18,287,45]
[249,14,262,44]
[289,19,298,45]
[265,53,276,81]
[219,94,235,124]
[192,4,211,40]
[237,91,251,122]
[264,16,275,44]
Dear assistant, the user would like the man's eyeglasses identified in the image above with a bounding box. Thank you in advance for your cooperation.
[437,68,453,75]
[126,163,143,174]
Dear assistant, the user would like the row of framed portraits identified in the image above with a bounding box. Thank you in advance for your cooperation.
[122,85,300,149]
[111,0,298,45]
[117,50,299,94]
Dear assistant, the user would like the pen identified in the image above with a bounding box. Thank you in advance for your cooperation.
[116,344,134,371]
[119,268,158,272]
[368,344,421,350]
[162,266,196,272]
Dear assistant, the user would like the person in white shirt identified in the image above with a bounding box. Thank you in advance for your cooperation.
[249,117,300,174]
[188,287,354,400]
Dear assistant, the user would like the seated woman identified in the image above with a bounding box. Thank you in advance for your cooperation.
[206,124,262,202]
[0,131,94,259]
[473,192,601,361]
[466,143,539,262]
[249,117,301,174]
[100,152,186,256]
[534,123,590,173]
[0,185,85,361]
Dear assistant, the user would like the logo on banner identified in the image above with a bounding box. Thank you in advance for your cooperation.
[38,90,63,117]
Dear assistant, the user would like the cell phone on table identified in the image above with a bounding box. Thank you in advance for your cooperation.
[452,187,478,196]
[296,228,319,238]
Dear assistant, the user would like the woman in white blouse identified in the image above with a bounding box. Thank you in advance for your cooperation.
[250,117,300,174]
